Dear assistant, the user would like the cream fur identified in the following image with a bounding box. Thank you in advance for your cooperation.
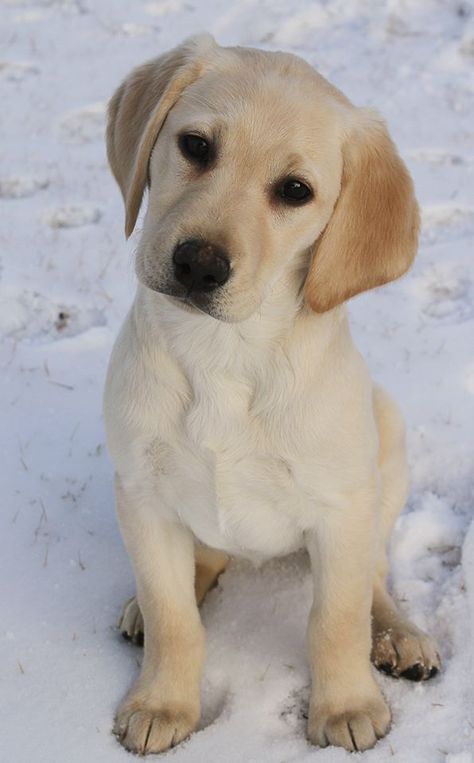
[104,36,440,755]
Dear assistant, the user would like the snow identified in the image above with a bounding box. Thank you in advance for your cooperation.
[1,1,473,761]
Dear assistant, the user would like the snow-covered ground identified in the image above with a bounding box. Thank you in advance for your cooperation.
[1,1,473,761]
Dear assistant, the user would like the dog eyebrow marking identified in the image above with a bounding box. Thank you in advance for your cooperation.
[271,153,315,190]
[279,153,308,175]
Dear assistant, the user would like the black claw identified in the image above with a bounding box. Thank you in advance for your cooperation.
[133,631,144,647]
[401,663,424,681]
[428,666,439,679]
[377,662,396,676]
[121,629,144,646]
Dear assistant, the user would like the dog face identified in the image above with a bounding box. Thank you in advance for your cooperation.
[139,63,344,321]
[107,36,419,320]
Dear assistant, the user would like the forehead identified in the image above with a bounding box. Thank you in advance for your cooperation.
[165,53,346,165]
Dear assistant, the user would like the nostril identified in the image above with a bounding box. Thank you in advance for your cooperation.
[203,274,218,285]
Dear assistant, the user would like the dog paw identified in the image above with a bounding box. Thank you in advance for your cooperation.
[372,620,441,681]
[114,701,198,754]
[308,694,390,751]
[119,596,144,646]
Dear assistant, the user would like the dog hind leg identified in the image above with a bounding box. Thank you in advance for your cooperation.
[371,387,440,680]
[119,544,229,645]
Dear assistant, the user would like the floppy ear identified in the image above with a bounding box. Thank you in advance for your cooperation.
[304,111,420,313]
[106,35,215,237]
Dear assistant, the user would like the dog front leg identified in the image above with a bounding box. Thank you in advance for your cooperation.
[305,485,390,752]
[113,476,204,755]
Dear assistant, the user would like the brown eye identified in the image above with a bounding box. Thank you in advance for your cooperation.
[278,178,313,205]
[178,133,211,165]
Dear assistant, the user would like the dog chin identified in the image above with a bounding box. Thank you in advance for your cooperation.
[169,294,262,324]
[139,277,259,323]
[147,284,225,321]
[168,294,221,319]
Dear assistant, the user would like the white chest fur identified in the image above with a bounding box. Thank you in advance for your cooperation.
[155,369,310,558]
[105,286,377,560]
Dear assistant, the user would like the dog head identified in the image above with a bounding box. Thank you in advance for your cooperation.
[107,35,419,321]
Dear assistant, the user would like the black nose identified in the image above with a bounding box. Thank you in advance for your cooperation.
[173,239,230,292]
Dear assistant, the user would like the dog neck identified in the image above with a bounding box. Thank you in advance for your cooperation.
[133,263,350,382]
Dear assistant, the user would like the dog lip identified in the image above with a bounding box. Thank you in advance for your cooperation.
[140,279,202,314]
[165,292,213,317]
[139,276,187,300]
[138,275,227,320]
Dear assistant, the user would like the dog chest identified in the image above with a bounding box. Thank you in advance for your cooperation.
[164,442,307,558]
[150,376,315,558]
[108,301,376,559]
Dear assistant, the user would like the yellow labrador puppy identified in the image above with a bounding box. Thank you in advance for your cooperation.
[104,34,440,755]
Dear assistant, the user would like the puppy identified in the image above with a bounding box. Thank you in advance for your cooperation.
[104,34,440,755]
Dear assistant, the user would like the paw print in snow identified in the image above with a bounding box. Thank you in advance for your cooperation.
[280,685,309,733]
[411,265,473,324]
[0,289,106,343]
[421,204,474,245]
[0,60,40,82]
[43,203,101,229]
[0,175,49,199]
[59,102,106,144]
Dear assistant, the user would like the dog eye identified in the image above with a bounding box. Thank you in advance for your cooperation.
[278,178,313,206]
[178,134,211,165]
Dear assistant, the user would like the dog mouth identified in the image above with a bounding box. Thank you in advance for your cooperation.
[140,276,223,319]
[169,292,217,317]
